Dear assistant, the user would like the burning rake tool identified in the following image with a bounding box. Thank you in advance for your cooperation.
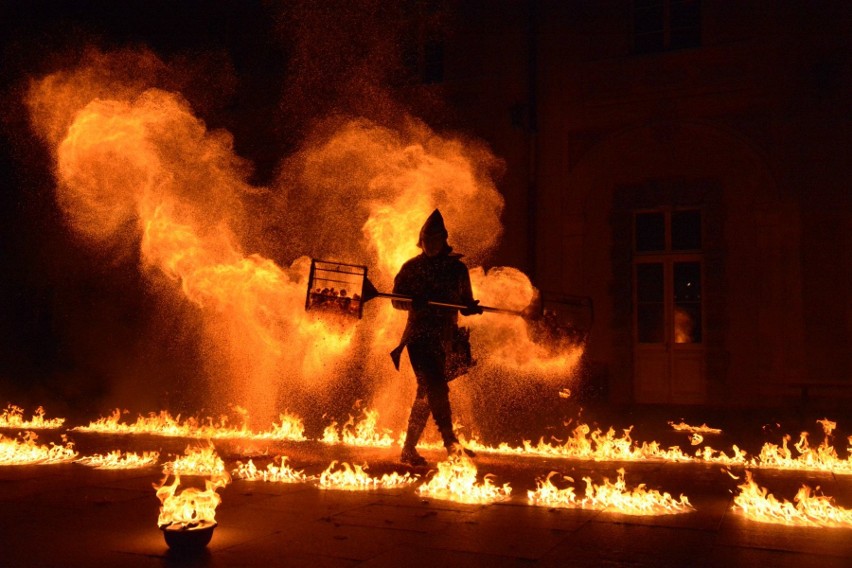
[304,259,593,341]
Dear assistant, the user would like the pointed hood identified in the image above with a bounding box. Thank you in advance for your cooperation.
[417,208,449,248]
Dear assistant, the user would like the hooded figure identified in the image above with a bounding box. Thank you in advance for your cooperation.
[391,209,483,467]
[417,208,449,248]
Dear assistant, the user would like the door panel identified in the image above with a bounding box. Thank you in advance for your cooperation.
[671,348,704,402]
[635,346,670,402]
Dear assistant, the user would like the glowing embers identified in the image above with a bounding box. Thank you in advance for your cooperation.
[755,419,852,475]
[0,431,77,465]
[318,461,418,491]
[73,408,306,442]
[668,420,722,435]
[164,444,226,477]
[307,287,361,316]
[76,450,160,469]
[417,454,512,504]
[528,468,693,516]
[233,456,312,483]
[0,405,65,430]
[732,470,852,527]
[322,408,396,448]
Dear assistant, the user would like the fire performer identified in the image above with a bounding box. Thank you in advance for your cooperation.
[390,209,483,466]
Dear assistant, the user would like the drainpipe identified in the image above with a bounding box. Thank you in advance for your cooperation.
[527,0,539,280]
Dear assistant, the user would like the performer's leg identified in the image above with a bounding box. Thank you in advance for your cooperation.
[422,379,458,449]
[407,341,475,459]
[403,384,430,451]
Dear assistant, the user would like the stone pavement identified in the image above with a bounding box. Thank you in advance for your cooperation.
[1,404,851,567]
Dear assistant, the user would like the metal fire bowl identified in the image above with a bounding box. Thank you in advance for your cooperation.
[160,521,217,552]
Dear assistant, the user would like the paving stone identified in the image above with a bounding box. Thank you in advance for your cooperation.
[539,522,719,567]
[330,501,476,533]
[361,543,538,568]
[464,499,597,532]
[704,545,852,568]
[259,518,421,561]
[412,516,571,560]
[716,511,852,559]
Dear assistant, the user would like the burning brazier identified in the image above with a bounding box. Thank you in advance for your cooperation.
[154,471,230,552]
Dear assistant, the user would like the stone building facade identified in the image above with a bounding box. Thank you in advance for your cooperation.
[425,0,851,405]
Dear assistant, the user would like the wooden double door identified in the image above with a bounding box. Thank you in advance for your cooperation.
[632,209,705,403]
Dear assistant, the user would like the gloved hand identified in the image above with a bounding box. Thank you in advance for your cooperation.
[411,294,430,310]
[460,299,484,316]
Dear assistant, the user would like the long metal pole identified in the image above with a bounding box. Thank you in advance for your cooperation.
[374,292,524,317]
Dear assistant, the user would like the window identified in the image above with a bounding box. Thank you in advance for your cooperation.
[633,208,703,345]
[671,209,701,250]
[635,212,666,252]
[633,0,701,54]
[634,208,701,253]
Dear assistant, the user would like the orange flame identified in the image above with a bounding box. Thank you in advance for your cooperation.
[0,405,65,430]
[732,470,852,527]
[164,443,227,477]
[76,450,160,469]
[462,423,694,463]
[529,469,693,515]
[73,408,307,441]
[233,456,312,483]
[318,461,418,491]
[753,419,852,474]
[154,471,230,528]
[417,454,511,504]
[322,408,396,447]
[0,432,78,465]
[668,420,722,434]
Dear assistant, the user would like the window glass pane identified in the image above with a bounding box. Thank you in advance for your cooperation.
[637,263,664,302]
[674,304,701,343]
[637,263,664,343]
[638,304,665,343]
[635,212,665,252]
[674,262,700,301]
[674,262,701,343]
[671,210,701,250]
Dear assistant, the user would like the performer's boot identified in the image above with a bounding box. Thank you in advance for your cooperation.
[400,397,429,467]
